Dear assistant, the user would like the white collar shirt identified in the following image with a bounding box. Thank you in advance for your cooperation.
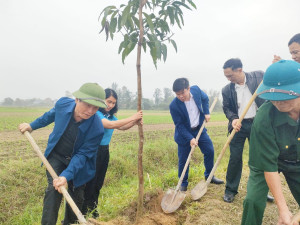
[184,93,200,128]
[235,75,257,119]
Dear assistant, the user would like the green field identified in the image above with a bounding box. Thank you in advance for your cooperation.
[0,108,297,225]
[0,107,226,131]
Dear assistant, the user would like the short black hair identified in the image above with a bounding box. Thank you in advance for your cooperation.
[172,78,189,92]
[288,33,300,46]
[223,58,243,70]
[98,88,118,117]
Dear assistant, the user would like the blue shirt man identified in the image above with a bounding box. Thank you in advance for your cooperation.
[19,83,106,225]
[169,78,224,191]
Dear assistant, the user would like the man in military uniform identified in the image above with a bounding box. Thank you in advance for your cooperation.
[242,60,300,225]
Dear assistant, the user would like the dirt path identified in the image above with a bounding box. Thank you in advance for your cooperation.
[0,121,227,142]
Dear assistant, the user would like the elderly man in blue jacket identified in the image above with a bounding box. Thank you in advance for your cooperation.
[169,78,224,192]
[19,83,106,225]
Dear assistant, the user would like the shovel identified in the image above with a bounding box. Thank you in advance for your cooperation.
[161,98,218,213]
[23,131,101,225]
[191,82,262,201]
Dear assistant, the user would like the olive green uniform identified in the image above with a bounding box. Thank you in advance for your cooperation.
[241,102,300,225]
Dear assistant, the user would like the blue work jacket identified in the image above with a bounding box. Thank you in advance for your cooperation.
[30,97,104,187]
[169,85,210,146]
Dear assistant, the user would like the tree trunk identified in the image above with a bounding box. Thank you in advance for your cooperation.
[136,0,146,218]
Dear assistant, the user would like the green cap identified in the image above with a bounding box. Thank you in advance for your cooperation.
[72,83,107,108]
[257,60,300,101]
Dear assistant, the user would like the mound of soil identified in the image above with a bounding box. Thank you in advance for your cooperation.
[94,190,178,225]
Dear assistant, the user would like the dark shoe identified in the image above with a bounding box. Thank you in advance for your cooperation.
[223,193,235,203]
[180,186,187,192]
[267,195,274,203]
[206,176,224,185]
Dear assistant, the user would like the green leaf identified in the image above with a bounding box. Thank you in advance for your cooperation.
[110,32,114,40]
[117,15,122,31]
[99,6,116,18]
[146,33,157,43]
[160,19,170,33]
[99,17,106,34]
[126,15,135,31]
[122,48,127,64]
[142,38,147,53]
[162,1,168,9]
[145,1,152,10]
[118,41,124,54]
[121,5,131,26]
[167,6,175,25]
[173,4,183,14]
[111,10,118,20]
[121,41,136,64]
[104,21,109,41]
[161,43,167,62]
[124,34,129,46]
[150,45,157,68]
[110,17,118,34]
[187,0,197,9]
[173,1,191,10]
[155,41,161,60]
[170,39,177,52]
[143,12,154,33]
[132,16,140,28]
[174,11,181,29]
[179,13,184,26]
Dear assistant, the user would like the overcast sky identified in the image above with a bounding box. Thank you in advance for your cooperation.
[1,0,299,102]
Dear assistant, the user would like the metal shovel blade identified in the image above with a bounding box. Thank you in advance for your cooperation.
[161,188,186,213]
[191,180,207,200]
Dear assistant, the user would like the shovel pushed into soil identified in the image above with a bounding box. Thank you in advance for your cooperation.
[191,83,262,201]
[23,131,101,225]
[161,98,218,213]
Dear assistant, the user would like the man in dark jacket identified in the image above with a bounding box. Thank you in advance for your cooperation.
[221,58,273,203]
[170,78,223,192]
[273,33,300,63]
[19,83,106,225]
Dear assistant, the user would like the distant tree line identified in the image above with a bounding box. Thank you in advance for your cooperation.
[1,97,56,107]
[1,83,222,111]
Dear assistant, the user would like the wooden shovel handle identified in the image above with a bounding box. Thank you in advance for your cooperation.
[175,97,218,191]
[205,82,262,184]
[24,131,88,225]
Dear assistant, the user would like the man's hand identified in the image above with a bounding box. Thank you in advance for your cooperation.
[273,55,282,64]
[190,138,198,148]
[205,114,211,122]
[277,208,293,225]
[53,176,67,194]
[19,123,33,133]
[232,119,242,132]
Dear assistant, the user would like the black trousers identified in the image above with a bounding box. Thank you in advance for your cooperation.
[82,145,109,215]
[41,155,85,225]
[225,120,252,195]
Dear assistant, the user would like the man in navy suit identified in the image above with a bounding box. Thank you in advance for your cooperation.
[169,78,224,191]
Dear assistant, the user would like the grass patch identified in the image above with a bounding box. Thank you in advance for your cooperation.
[1,123,298,224]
